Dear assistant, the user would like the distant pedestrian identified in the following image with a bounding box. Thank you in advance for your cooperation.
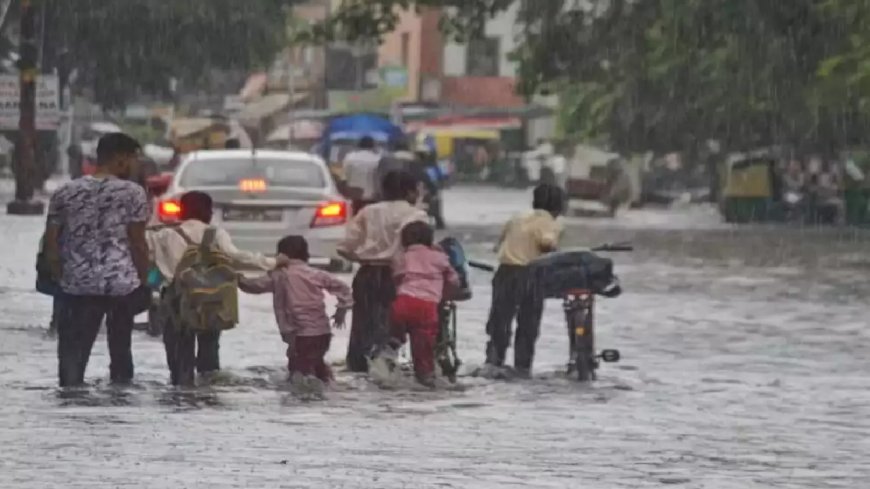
[337,170,428,372]
[342,136,381,214]
[44,133,151,387]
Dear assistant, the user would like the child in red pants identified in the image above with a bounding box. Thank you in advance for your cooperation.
[239,236,352,384]
[390,222,459,387]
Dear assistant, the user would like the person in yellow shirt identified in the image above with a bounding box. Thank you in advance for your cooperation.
[485,184,565,376]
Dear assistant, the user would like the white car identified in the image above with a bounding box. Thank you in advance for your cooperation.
[156,149,350,271]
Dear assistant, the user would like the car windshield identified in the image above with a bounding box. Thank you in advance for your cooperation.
[179,156,326,188]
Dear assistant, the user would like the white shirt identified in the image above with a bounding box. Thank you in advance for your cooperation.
[342,149,381,199]
[147,219,276,282]
[337,200,428,262]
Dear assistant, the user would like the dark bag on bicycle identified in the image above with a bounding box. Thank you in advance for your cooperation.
[529,251,620,299]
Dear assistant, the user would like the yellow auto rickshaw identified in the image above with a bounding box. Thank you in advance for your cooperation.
[719,150,779,223]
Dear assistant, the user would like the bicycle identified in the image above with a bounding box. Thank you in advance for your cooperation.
[562,243,630,381]
[436,300,461,382]
[469,243,630,382]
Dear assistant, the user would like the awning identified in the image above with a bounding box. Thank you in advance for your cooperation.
[240,72,268,101]
[238,92,309,124]
[266,120,325,143]
[169,118,229,139]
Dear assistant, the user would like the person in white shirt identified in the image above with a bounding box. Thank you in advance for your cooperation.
[337,170,428,372]
[147,191,277,385]
[341,136,381,214]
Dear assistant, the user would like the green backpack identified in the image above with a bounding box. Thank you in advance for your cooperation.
[172,227,239,332]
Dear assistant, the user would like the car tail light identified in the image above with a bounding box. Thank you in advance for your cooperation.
[311,201,347,228]
[239,178,267,193]
[158,199,182,222]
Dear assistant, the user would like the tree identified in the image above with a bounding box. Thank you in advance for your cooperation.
[513,0,870,156]
[49,0,297,109]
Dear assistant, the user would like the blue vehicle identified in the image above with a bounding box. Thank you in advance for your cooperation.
[320,113,405,179]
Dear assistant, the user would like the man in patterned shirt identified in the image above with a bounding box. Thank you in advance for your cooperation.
[44,133,151,387]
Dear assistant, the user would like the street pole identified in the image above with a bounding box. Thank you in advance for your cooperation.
[8,0,45,215]
[287,52,295,151]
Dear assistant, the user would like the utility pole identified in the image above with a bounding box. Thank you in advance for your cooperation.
[8,0,44,215]
[286,50,296,151]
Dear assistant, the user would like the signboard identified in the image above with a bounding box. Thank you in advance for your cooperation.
[0,75,61,130]
[327,66,409,112]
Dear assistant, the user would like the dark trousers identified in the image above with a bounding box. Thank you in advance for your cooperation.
[56,292,136,387]
[286,334,333,382]
[346,264,395,372]
[484,265,544,370]
[159,289,221,386]
[390,295,439,378]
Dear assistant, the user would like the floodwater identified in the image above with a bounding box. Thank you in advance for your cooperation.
[2,186,869,488]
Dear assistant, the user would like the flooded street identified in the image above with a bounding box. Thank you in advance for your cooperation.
[2,186,870,488]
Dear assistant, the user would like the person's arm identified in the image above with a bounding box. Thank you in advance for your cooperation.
[319,271,353,309]
[45,191,63,280]
[238,273,275,294]
[317,270,352,329]
[337,211,366,261]
[534,219,562,254]
[214,228,277,271]
[126,186,151,283]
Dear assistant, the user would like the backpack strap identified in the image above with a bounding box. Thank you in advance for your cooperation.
[201,226,218,251]
[172,226,195,246]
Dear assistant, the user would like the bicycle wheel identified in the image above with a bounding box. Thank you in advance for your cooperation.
[567,308,594,382]
[436,302,460,382]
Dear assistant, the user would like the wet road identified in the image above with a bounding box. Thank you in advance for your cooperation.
[2,186,869,488]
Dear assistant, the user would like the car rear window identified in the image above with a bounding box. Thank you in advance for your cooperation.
[180,157,326,188]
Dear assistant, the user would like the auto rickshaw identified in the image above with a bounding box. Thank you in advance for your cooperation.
[719,150,781,223]
[415,128,500,182]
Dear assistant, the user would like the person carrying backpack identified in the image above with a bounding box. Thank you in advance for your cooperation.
[147,191,278,386]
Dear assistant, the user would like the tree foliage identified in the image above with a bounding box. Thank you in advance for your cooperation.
[31,0,870,155]
[49,0,296,109]
[514,0,870,155]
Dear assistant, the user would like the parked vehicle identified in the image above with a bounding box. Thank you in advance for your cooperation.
[565,144,638,217]
[719,150,780,223]
[156,149,351,272]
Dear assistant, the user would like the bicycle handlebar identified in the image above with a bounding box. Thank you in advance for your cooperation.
[590,242,634,252]
[468,260,496,272]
